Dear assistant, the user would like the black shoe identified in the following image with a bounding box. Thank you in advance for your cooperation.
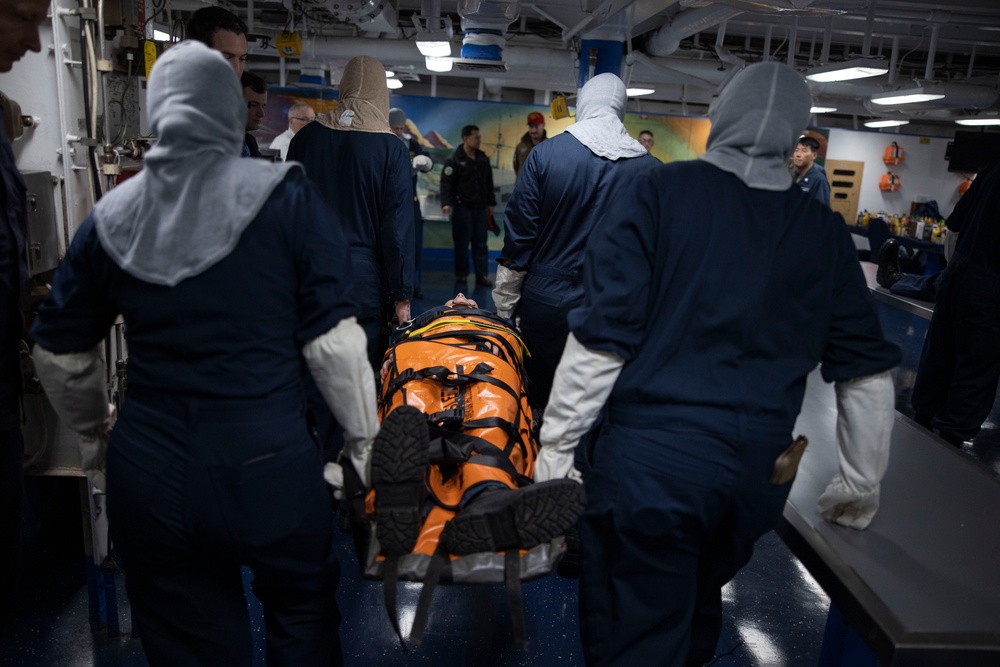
[475,276,492,288]
[371,406,429,555]
[455,274,468,283]
[412,288,424,300]
[876,239,902,289]
[439,480,586,555]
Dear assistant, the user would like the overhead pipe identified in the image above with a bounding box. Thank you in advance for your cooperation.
[925,23,940,81]
[644,5,744,57]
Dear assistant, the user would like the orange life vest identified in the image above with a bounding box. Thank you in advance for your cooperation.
[879,172,901,192]
[883,141,904,165]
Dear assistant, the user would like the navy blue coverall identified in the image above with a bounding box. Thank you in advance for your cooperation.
[569,161,900,666]
[31,172,355,666]
[500,134,658,409]
[911,158,1000,445]
[287,122,414,366]
[0,99,28,632]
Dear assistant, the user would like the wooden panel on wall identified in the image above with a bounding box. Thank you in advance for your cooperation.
[826,159,864,224]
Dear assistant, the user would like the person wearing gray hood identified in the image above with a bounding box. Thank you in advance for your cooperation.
[533,63,901,666]
[29,41,378,665]
[493,73,658,411]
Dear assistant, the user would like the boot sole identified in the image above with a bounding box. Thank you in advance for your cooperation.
[371,405,429,556]
[440,480,586,555]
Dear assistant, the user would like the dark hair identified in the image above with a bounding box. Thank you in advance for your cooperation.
[797,136,821,153]
[639,130,654,139]
[461,125,479,138]
[186,7,248,45]
[241,71,267,95]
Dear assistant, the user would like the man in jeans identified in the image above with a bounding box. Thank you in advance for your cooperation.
[440,125,495,287]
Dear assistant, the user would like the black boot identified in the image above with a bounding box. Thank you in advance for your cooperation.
[876,239,902,288]
[439,480,586,555]
[371,405,430,555]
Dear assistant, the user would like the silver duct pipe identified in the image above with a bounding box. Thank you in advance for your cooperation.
[645,5,745,57]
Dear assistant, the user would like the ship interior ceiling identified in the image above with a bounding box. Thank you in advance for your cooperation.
[167,0,1000,133]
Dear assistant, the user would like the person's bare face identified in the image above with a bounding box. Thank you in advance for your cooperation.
[527,123,544,144]
[0,0,48,73]
[245,89,266,131]
[792,144,816,170]
[211,28,248,78]
[639,133,654,151]
[390,123,406,138]
[289,110,315,135]
[463,130,481,152]
[446,293,479,309]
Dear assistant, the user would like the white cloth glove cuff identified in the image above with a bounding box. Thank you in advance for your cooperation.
[833,370,894,494]
[492,264,526,320]
[304,317,379,488]
[33,344,109,435]
[412,154,433,173]
[817,475,880,529]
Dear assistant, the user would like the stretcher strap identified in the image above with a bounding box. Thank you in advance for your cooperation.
[409,546,449,646]
[506,549,527,649]
[383,556,409,652]
[427,428,532,486]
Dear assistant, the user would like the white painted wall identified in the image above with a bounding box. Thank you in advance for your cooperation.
[826,127,968,222]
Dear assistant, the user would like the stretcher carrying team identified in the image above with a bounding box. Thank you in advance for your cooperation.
[13,6,901,666]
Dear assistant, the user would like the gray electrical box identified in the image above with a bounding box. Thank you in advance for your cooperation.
[21,171,60,276]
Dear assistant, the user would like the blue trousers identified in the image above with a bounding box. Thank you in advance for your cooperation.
[517,272,583,410]
[889,272,942,302]
[107,390,341,667]
[579,410,793,667]
[450,204,489,280]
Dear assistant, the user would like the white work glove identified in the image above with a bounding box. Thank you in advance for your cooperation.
[817,370,894,529]
[492,264,526,320]
[536,333,624,483]
[32,344,115,490]
[304,316,379,488]
[412,154,433,173]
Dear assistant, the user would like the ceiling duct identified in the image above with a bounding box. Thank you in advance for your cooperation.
[645,5,745,57]
[321,0,400,37]
[454,0,520,72]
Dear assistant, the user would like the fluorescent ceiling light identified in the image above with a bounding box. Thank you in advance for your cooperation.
[955,117,1000,126]
[871,87,945,105]
[416,41,452,58]
[386,78,404,90]
[626,87,655,97]
[810,106,837,114]
[384,70,395,78]
[864,119,909,128]
[425,56,453,73]
[805,58,888,83]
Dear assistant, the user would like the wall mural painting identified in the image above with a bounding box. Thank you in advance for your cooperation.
[260,89,712,251]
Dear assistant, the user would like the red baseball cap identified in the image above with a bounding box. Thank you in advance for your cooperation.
[527,112,545,126]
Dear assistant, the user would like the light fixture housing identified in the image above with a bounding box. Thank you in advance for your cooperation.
[810,106,838,114]
[805,58,889,83]
[955,117,1000,126]
[871,86,945,105]
[864,119,909,128]
[413,14,454,58]
[416,41,452,58]
[425,56,453,73]
[386,78,404,90]
[626,87,655,97]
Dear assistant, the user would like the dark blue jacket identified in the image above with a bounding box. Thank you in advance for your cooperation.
[796,163,830,206]
[1,101,28,410]
[570,161,900,435]
[288,123,414,316]
[31,172,355,399]
[501,133,659,306]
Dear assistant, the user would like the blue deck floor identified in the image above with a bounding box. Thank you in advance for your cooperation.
[2,264,997,666]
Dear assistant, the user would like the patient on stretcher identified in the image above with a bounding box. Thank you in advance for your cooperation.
[368,292,584,558]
